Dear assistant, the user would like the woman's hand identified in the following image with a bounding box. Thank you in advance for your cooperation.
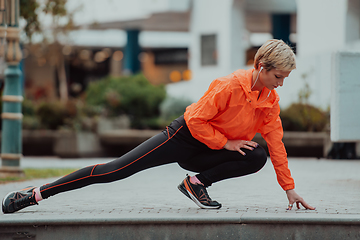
[223,139,259,156]
[286,189,315,210]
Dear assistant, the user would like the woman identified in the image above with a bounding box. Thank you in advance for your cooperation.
[2,39,314,214]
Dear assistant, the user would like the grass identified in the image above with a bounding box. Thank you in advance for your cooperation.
[0,168,78,184]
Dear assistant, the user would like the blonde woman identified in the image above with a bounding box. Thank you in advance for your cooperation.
[2,39,314,213]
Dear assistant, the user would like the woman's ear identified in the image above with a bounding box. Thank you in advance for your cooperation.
[258,62,264,71]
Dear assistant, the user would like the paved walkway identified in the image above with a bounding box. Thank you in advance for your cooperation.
[1,156,360,223]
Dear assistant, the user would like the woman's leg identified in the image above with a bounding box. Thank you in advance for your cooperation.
[178,146,268,187]
[176,143,267,209]
[40,127,186,199]
[38,115,209,199]
[2,115,208,213]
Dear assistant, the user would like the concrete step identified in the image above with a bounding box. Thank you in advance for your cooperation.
[1,211,360,240]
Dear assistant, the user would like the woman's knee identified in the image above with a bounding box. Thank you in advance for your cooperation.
[250,146,267,170]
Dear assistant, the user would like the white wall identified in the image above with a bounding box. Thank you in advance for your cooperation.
[167,0,248,102]
[275,0,349,110]
[296,0,347,57]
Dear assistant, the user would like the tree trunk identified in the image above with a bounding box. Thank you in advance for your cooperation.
[57,56,68,103]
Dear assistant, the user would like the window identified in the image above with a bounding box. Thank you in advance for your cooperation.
[201,34,217,66]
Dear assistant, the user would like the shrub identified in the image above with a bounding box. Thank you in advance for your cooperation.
[63,99,101,132]
[85,74,166,128]
[36,101,66,130]
[280,103,328,132]
[160,97,193,124]
[22,115,40,130]
[22,99,36,116]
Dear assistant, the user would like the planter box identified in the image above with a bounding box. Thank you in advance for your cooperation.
[53,130,104,158]
[22,130,57,156]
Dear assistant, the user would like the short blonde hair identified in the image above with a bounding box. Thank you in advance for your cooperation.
[254,39,296,71]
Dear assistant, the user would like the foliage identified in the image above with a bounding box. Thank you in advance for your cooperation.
[280,69,329,132]
[22,115,41,130]
[20,0,76,43]
[159,96,193,125]
[85,74,166,129]
[280,103,329,132]
[21,98,101,131]
[22,98,36,116]
[298,70,314,104]
[61,99,101,132]
[35,101,67,130]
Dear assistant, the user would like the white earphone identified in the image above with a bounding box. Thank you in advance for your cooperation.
[252,66,263,89]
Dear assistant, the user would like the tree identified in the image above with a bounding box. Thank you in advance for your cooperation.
[20,0,80,102]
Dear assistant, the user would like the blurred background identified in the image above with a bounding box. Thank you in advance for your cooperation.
[1,0,359,159]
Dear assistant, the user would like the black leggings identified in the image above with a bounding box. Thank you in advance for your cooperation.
[40,116,267,199]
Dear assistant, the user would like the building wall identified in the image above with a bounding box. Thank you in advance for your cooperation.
[167,0,248,102]
[276,0,358,110]
[168,0,360,111]
[296,0,347,57]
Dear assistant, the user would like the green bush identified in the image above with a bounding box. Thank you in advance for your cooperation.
[160,96,193,124]
[85,74,166,129]
[62,99,101,132]
[280,103,328,132]
[36,101,66,130]
[22,115,40,130]
[22,98,36,116]
[21,99,40,130]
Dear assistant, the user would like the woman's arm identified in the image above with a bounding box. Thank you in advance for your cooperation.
[185,80,232,149]
[259,106,315,210]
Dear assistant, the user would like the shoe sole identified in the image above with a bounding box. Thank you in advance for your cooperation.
[179,181,221,209]
[187,188,221,209]
[178,184,191,200]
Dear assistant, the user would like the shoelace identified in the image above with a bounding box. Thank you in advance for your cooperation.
[15,193,36,209]
[198,187,212,202]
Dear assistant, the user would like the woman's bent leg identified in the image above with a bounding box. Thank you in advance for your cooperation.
[178,146,267,187]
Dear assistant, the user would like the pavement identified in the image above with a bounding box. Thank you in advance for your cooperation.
[1,156,360,239]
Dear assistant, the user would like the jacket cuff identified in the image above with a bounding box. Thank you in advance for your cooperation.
[282,184,295,191]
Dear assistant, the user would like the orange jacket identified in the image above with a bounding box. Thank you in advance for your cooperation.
[184,68,295,191]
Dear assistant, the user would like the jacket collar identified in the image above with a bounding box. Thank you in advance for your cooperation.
[234,68,280,108]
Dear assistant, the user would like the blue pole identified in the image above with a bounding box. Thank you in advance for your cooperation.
[0,0,24,178]
[1,65,22,167]
[272,14,291,44]
[123,29,141,75]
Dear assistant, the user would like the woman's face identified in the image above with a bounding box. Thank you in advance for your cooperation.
[260,68,291,90]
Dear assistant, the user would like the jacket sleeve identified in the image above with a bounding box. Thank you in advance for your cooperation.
[258,104,295,191]
[184,80,230,149]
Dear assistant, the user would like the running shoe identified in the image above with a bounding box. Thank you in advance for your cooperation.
[2,186,38,214]
[178,176,222,209]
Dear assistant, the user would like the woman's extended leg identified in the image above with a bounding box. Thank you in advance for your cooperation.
[2,116,202,213]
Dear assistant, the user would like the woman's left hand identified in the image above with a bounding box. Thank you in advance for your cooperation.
[286,189,315,210]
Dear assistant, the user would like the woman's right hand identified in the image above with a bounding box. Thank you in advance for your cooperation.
[223,139,259,155]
